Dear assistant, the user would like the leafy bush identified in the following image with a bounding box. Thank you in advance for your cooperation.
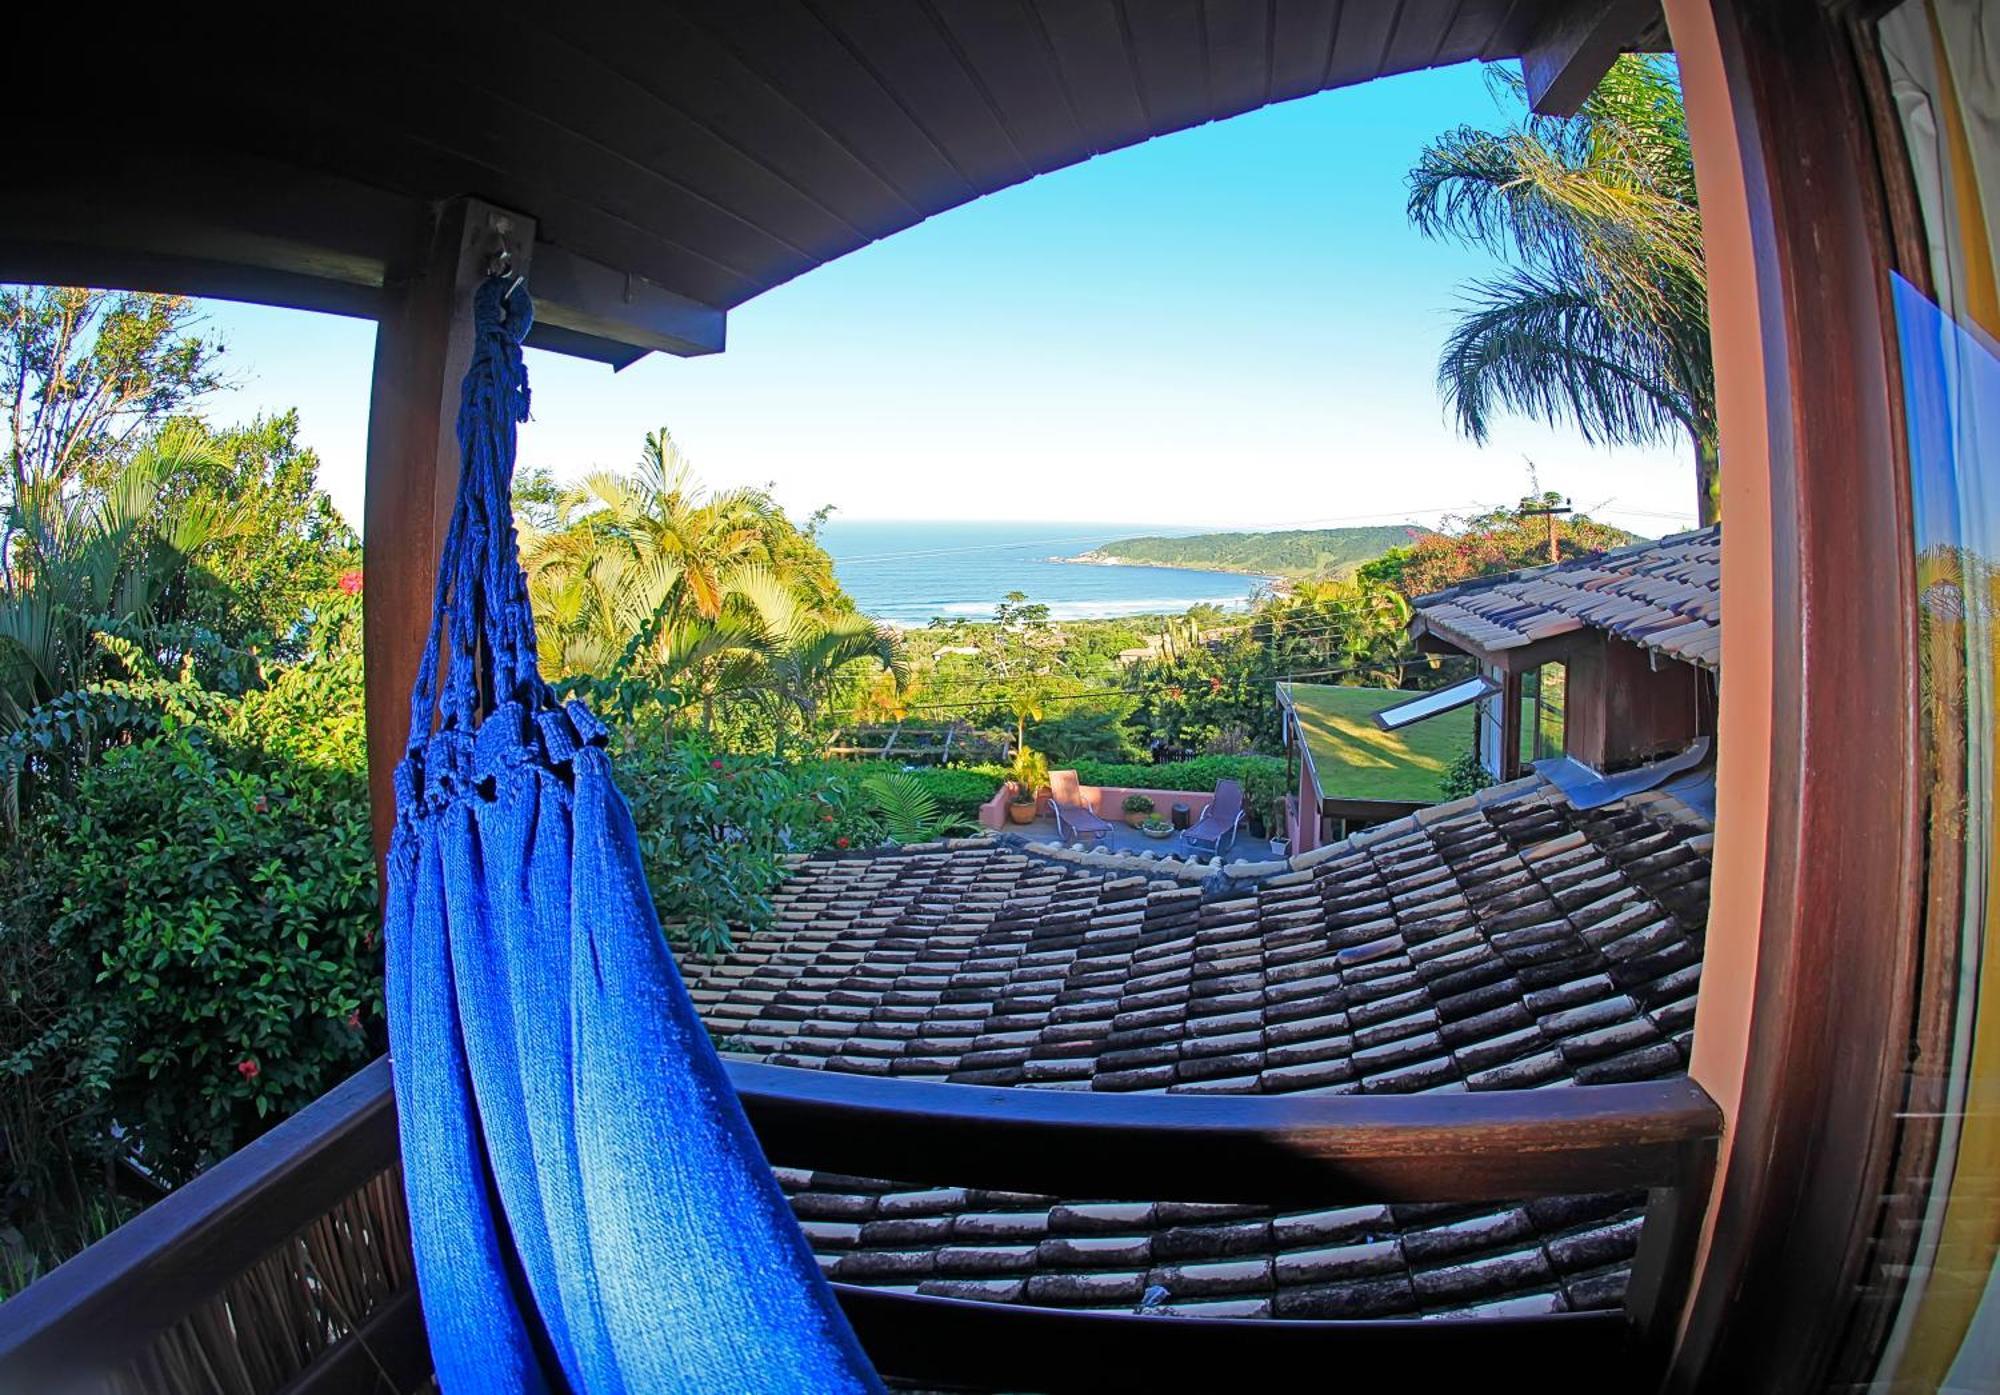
[1123,653,1284,757]
[1122,794,1155,815]
[1069,755,1289,833]
[3,729,379,1188]
[616,744,842,957]
[1008,745,1050,796]
[1439,749,1496,801]
[1030,704,1143,764]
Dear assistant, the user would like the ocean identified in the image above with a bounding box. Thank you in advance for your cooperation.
[818,520,1270,627]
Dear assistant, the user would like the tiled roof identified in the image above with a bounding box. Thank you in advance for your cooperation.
[685,776,1713,1322]
[1412,526,1721,671]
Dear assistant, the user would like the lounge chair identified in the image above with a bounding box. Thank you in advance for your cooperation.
[1048,769,1113,844]
[1184,778,1246,855]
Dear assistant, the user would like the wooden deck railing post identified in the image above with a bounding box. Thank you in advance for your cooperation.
[361,197,535,869]
[1623,1133,1722,1373]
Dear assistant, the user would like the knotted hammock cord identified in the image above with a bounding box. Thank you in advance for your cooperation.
[385,276,882,1394]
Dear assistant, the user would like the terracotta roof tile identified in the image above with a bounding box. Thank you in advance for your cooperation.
[689,777,1711,1321]
[1414,526,1721,669]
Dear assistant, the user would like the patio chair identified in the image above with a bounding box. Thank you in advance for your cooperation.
[1048,769,1113,844]
[1184,778,1246,855]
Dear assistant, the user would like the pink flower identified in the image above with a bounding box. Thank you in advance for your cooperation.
[338,569,364,596]
[346,1010,363,1030]
[710,758,724,770]
[237,1057,260,1080]
[835,836,850,849]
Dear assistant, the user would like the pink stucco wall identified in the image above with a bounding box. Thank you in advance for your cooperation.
[976,779,1226,832]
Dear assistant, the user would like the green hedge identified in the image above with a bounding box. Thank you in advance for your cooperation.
[1068,755,1288,829]
[790,761,1004,820]
[800,755,1291,829]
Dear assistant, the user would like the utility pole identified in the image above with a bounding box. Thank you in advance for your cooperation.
[1519,497,1573,564]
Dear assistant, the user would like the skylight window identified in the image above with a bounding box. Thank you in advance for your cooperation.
[1372,675,1500,731]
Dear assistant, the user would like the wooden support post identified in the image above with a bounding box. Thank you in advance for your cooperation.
[362,198,535,868]
[1499,670,1524,782]
[1623,1134,1720,1369]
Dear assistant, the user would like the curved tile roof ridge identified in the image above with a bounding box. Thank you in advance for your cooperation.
[682,776,1712,1323]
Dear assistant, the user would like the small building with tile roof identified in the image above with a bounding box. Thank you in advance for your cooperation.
[684,768,1712,1322]
[1406,527,1721,783]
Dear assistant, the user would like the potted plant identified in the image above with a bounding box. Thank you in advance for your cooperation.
[1122,793,1156,829]
[1270,835,1291,858]
[1004,745,1050,825]
[1139,815,1174,840]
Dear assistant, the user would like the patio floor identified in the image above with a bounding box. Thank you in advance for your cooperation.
[1003,813,1277,861]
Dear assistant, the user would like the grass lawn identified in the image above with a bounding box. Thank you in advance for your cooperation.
[1284,682,1474,804]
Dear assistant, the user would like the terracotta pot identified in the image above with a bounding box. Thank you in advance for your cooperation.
[1007,799,1038,825]
[1124,811,1150,828]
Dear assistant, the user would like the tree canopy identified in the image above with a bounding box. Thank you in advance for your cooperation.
[1408,59,1717,524]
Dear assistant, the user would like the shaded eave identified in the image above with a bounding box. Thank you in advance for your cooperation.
[1408,607,1590,674]
[1,0,1663,366]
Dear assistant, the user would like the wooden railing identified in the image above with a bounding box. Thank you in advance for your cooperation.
[0,1057,1721,1394]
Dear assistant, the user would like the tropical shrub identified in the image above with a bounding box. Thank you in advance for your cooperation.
[1439,749,1497,802]
[616,744,837,957]
[1123,653,1282,757]
[1007,745,1050,795]
[1030,704,1143,765]
[786,762,1001,823]
[2,727,379,1188]
[861,771,972,843]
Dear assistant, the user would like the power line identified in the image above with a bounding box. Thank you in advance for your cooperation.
[834,654,1470,724]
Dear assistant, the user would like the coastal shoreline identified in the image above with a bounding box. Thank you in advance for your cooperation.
[1054,549,1284,584]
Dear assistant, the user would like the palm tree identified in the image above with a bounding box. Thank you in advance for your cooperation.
[516,430,901,749]
[1408,58,1718,524]
[723,564,905,755]
[0,422,235,820]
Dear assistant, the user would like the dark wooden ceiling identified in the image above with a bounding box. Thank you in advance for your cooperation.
[2,0,1657,365]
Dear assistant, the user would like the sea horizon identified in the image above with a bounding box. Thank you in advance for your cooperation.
[816,518,1272,627]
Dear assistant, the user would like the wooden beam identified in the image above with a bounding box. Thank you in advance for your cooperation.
[1521,0,1663,117]
[0,155,724,364]
[529,241,725,362]
[362,199,535,866]
[731,1063,1724,1205]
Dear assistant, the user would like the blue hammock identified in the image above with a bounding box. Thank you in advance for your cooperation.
[383,278,881,1394]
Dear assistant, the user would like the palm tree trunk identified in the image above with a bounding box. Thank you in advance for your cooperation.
[1694,431,1721,527]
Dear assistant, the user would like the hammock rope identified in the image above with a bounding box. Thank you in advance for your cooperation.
[384,276,882,1394]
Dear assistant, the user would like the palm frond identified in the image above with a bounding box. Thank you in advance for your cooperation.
[861,772,965,844]
[1437,271,1696,448]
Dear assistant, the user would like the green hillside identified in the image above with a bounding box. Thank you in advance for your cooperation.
[1076,525,1430,579]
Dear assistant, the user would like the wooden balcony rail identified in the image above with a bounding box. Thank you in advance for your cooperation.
[0,1057,1722,1395]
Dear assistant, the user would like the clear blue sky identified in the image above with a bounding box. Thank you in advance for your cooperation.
[198,61,1698,538]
